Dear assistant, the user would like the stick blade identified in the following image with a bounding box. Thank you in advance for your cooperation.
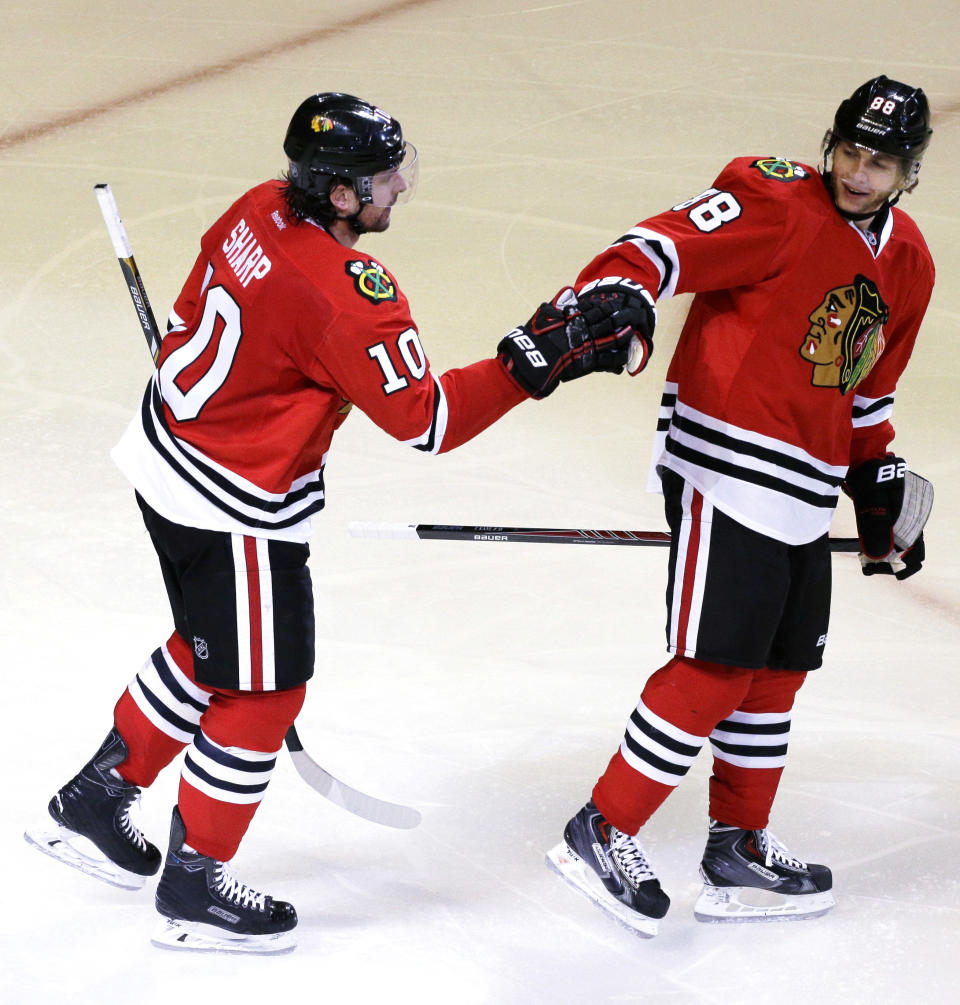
[284,728,421,829]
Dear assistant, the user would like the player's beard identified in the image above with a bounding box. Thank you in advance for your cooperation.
[358,206,392,234]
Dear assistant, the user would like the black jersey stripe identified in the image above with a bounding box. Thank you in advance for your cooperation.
[613,231,676,298]
[664,437,839,508]
[670,413,844,488]
[149,383,324,512]
[141,384,325,529]
[413,376,444,453]
[852,395,895,418]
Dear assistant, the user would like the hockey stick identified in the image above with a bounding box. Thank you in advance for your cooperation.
[94,185,162,363]
[349,522,861,552]
[95,183,420,829]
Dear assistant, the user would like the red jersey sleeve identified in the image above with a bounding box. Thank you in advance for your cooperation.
[297,258,526,455]
[576,158,811,300]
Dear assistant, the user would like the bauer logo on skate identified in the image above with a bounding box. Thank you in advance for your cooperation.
[221,218,272,288]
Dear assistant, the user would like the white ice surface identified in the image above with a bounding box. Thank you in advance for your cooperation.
[2,2,959,1003]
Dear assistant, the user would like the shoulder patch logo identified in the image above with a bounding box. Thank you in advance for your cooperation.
[345,260,398,304]
[800,275,889,394]
[751,158,810,182]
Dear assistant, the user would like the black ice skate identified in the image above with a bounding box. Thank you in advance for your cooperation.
[152,806,297,954]
[694,819,835,923]
[24,727,161,890]
[545,800,670,938]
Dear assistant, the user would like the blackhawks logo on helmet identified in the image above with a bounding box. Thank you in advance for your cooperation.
[346,259,398,303]
[799,275,888,394]
[751,158,810,182]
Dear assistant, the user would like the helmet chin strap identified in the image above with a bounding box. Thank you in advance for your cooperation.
[345,209,368,235]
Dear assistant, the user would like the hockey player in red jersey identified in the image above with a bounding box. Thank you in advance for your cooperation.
[546,76,935,936]
[25,92,654,953]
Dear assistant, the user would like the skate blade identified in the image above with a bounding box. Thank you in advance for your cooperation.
[24,823,146,891]
[545,841,659,939]
[151,917,297,955]
[694,883,836,923]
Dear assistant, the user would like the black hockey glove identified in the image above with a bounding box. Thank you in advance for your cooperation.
[843,456,932,580]
[497,278,656,399]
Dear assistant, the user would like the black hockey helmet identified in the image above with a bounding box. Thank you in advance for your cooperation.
[283,92,413,203]
[831,76,932,162]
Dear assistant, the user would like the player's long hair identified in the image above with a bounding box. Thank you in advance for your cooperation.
[279,173,344,226]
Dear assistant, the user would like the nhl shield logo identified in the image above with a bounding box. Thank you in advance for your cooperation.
[193,636,209,660]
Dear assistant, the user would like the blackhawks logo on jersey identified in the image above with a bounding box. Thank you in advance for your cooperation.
[751,158,810,182]
[800,275,888,394]
[346,259,398,304]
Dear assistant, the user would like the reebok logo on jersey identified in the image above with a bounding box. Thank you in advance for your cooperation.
[346,260,397,303]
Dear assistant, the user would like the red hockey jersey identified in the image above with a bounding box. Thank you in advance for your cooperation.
[577,157,934,544]
[113,181,526,541]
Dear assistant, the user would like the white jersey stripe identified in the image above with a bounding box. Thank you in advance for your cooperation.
[256,537,276,691]
[669,482,712,657]
[232,535,253,690]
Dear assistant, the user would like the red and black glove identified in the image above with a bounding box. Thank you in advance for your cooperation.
[843,456,928,580]
[497,278,655,399]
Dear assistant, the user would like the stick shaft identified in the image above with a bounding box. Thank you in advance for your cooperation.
[94,183,162,363]
[349,521,861,553]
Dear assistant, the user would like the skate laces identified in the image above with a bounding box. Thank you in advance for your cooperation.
[609,827,657,886]
[756,830,806,871]
[214,862,267,911]
[117,793,149,853]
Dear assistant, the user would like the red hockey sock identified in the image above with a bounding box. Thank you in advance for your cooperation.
[708,667,807,829]
[113,632,210,787]
[593,656,755,834]
[177,683,305,861]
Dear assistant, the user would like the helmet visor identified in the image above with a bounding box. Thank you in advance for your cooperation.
[369,142,419,208]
